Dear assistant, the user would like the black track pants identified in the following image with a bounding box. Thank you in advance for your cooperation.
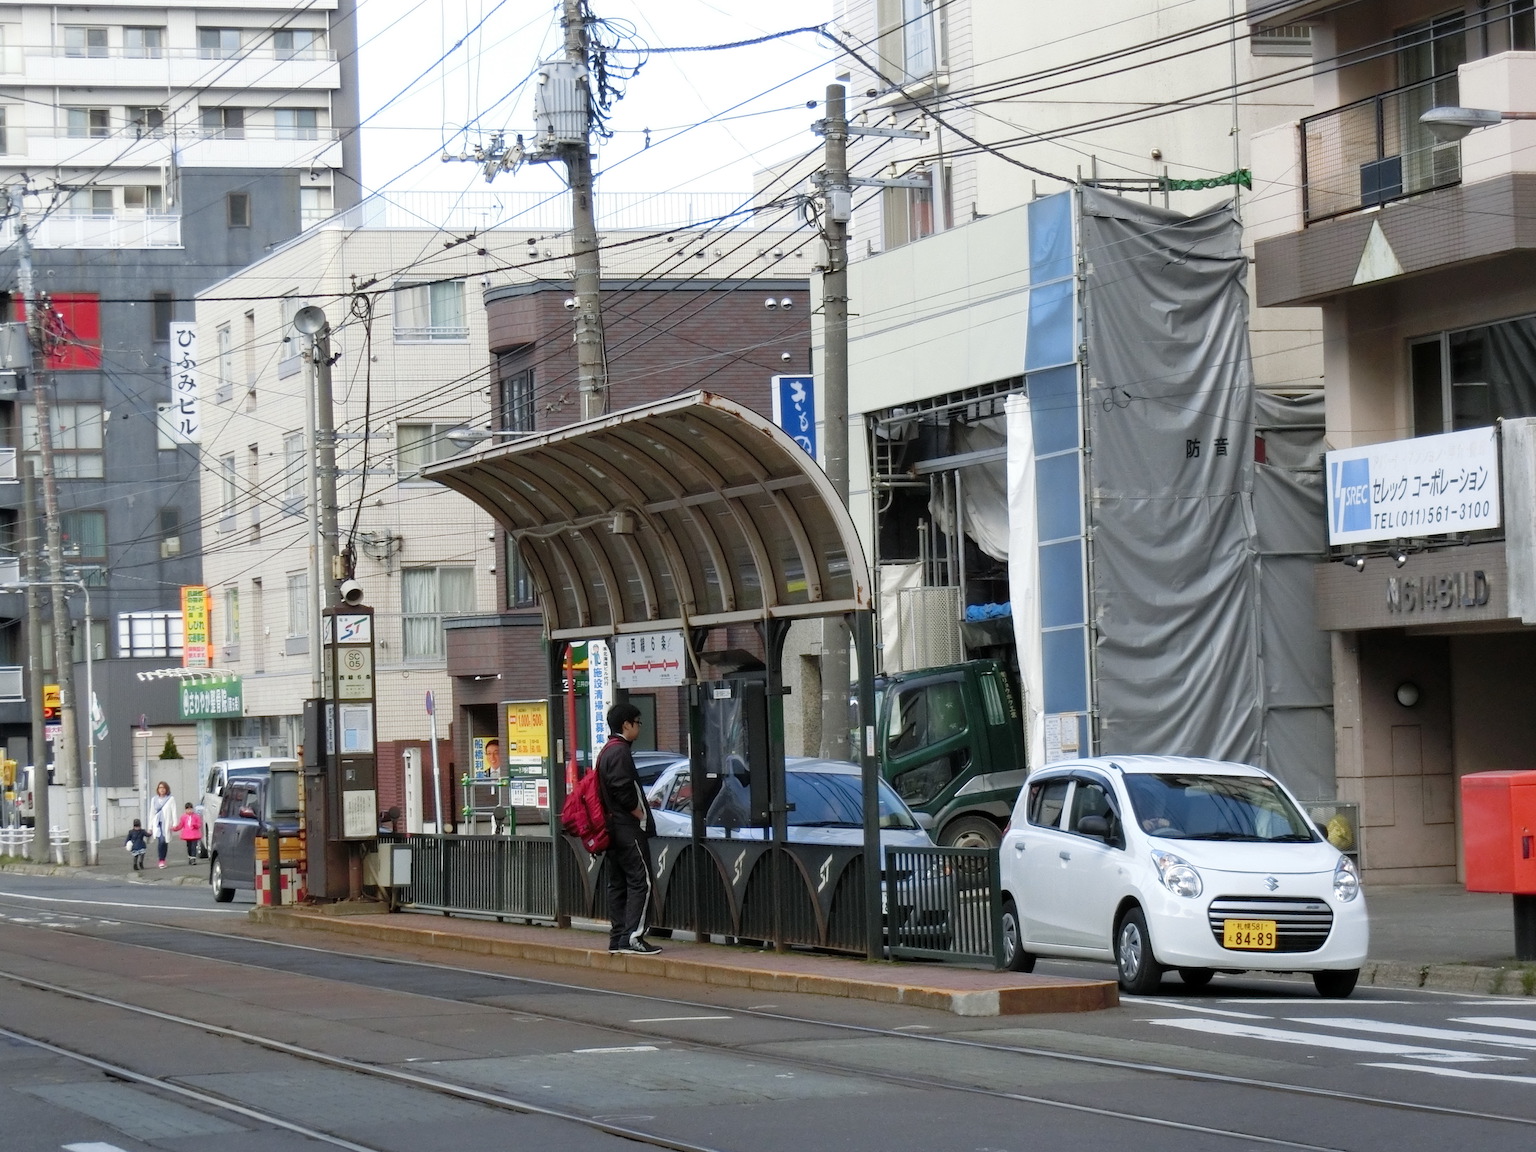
[606,826,655,948]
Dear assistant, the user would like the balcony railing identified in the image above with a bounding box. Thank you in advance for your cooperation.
[1301,73,1462,224]
[0,212,181,249]
[25,45,335,63]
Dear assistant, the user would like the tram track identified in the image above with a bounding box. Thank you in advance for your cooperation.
[1,892,1534,1145]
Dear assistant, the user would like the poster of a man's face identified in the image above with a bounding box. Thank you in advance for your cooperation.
[472,737,503,780]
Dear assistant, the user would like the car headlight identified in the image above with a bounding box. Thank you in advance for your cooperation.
[1333,854,1360,902]
[1151,848,1202,899]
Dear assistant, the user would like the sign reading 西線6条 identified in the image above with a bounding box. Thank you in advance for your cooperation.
[1325,427,1501,546]
[179,676,242,721]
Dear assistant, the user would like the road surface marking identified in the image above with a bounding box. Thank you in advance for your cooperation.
[1454,1016,1536,1032]
[1149,1017,1519,1062]
[573,1045,660,1054]
[0,890,227,914]
[1134,998,1270,1019]
[1218,998,1417,1006]
[1364,1062,1536,1086]
[628,1016,731,1023]
[1293,1017,1536,1051]
[63,1145,131,1152]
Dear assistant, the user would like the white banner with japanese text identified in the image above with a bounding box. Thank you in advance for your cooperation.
[167,321,200,443]
[1325,426,1500,546]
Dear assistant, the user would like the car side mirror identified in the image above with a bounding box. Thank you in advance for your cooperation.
[1076,814,1110,840]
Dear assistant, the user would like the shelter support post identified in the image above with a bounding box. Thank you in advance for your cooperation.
[548,638,571,928]
[687,676,708,942]
[759,619,792,953]
[855,610,883,961]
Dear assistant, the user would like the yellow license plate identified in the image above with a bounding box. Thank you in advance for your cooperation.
[1222,919,1278,950]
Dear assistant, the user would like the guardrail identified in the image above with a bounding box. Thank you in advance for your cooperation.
[1301,72,1461,223]
[397,834,556,920]
[885,845,1002,966]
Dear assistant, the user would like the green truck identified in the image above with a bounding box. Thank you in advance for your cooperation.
[876,659,1029,849]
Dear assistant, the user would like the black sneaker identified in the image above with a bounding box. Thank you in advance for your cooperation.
[607,943,627,953]
[627,939,662,955]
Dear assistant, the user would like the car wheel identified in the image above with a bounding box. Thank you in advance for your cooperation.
[941,816,1001,851]
[1115,907,1163,995]
[1178,967,1215,990]
[1000,897,1036,973]
[1313,969,1359,999]
[210,858,235,904]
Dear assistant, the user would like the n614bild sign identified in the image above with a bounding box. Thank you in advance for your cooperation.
[1326,427,1500,546]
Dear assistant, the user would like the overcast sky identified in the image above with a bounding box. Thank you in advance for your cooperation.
[355,0,836,201]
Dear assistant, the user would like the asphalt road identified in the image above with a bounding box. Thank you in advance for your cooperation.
[0,871,1532,1152]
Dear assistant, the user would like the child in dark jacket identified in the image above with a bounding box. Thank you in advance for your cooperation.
[124,820,149,871]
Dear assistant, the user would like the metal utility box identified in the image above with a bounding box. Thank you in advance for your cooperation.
[363,843,412,888]
[1461,770,1536,894]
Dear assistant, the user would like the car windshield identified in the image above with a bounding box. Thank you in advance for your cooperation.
[787,772,918,830]
[1122,773,1316,843]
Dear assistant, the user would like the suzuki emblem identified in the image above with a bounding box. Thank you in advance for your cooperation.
[1264,876,1280,892]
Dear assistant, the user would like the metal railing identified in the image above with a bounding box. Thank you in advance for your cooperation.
[0,213,180,249]
[1302,73,1462,223]
[397,834,556,919]
[323,190,797,235]
[885,845,1002,965]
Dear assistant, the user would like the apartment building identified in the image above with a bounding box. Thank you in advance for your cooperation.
[196,194,814,830]
[0,1,359,781]
[1248,0,1536,882]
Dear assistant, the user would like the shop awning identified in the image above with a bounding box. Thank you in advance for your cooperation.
[422,392,871,641]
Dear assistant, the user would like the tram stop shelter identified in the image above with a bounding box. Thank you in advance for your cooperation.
[423,392,888,957]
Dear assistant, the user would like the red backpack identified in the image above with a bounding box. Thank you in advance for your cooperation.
[560,769,610,854]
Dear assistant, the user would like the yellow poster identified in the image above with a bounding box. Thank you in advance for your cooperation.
[181,585,211,668]
[504,700,549,773]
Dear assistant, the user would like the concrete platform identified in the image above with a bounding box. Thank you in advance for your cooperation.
[249,906,1119,1017]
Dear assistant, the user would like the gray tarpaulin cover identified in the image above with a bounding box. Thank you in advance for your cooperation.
[1080,188,1332,794]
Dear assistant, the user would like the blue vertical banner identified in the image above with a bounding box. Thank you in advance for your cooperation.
[771,374,818,458]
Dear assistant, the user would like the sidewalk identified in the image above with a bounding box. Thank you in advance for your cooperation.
[4,852,1533,999]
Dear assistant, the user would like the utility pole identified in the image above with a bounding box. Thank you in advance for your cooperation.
[22,465,48,862]
[563,0,608,420]
[818,84,852,762]
[17,225,86,865]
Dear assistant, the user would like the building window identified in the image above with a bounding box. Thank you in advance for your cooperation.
[393,281,467,341]
[283,432,304,515]
[397,423,463,480]
[202,107,245,141]
[124,27,165,59]
[286,572,309,638]
[300,186,333,226]
[1251,24,1313,56]
[122,185,163,212]
[275,108,320,140]
[43,619,108,667]
[118,611,181,658]
[198,28,242,60]
[273,28,322,59]
[127,107,165,138]
[498,355,535,432]
[160,506,181,559]
[63,26,108,59]
[66,108,111,139]
[70,188,114,216]
[223,586,240,650]
[152,292,173,342]
[216,325,234,401]
[1516,0,1536,51]
[60,510,106,587]
[506,536,536,608]
[882,170,950,250]
[0,107,9,155]
[877,0,946,86]
[250,578,264,673]
[248,445,262,538]
[227,192,250,228]
[1411,313,1536,436]
[219,455,238,533]
[402,567,474,661]
[21,402,105,477]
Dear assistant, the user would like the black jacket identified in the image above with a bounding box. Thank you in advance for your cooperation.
[596,735,651,834]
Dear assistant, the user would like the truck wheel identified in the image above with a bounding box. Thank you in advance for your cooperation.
[211,858,235,904]
[940,816,1001,850]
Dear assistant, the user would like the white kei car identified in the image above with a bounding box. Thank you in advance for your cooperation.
[999,756,1368,997]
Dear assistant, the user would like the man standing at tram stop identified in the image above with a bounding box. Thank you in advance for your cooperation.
[598,702,661,955]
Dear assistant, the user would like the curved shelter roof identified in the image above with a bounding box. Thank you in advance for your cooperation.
[423,392,872,642]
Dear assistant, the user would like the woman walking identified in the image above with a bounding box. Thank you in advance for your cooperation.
[147,781,177,870]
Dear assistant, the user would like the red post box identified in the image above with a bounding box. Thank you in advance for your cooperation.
[1460,771,1536,961]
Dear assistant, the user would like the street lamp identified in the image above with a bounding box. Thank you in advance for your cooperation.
[444,427,524,452]
[1420,105,1536,141]
[1,576,97,863]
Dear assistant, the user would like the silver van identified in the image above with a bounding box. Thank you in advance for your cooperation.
[199,758,299,855]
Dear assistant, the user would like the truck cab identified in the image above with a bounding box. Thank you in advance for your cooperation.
[877,660,1028,849]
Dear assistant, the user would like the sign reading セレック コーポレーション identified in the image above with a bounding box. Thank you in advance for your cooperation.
[179,675,242,720]
[1325,427,1501,546]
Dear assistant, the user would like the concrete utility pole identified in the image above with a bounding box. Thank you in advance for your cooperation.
[22,465,48,862]
[819,84,852,762]
[17,225,86,865]
[563,0,608,421]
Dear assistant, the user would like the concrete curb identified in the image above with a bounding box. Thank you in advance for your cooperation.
[1362,958,1536,997]
[248,906,1119,1017]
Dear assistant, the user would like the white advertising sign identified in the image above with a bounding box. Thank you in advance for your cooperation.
[587,639,611,764]
[166,322,200,444]
[1325,427,1500,546]
[614,630,688,688]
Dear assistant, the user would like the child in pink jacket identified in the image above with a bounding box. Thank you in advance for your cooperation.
[176,803,202,864]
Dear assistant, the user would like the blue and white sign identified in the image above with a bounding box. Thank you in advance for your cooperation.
[771,374,817,459]
[1325,427,1501,545]
[587,640,611,761]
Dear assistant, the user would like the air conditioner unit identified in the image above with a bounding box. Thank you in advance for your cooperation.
[161,536,182,559]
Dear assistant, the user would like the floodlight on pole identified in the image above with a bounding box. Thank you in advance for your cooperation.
[445,427,523,452]
[292,305,328,336]
[1420,105,1536,142]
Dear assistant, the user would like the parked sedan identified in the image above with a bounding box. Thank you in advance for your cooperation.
[999,756,1368,997]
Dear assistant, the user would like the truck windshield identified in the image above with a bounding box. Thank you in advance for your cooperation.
[1122,773,1316,843]
[786,772,919,830]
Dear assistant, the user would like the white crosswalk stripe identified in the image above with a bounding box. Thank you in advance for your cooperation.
[1293,1017,1536,1052]
[1363,1062,1536,1086]
[1453,1016,1536,1033]
[1148,1016,1521,1063]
